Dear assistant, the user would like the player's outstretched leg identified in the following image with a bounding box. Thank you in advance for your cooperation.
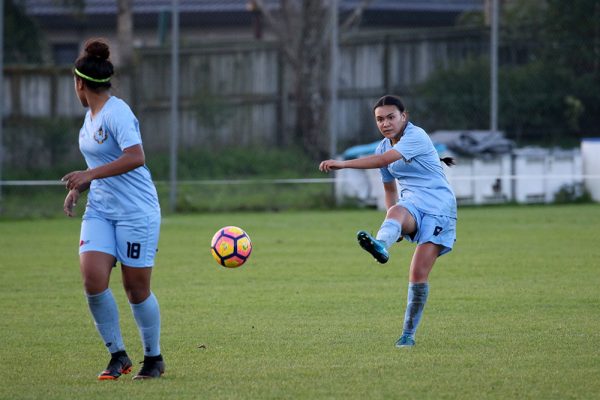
[133,355,166,380]
[376,218,403,248]
[98,350,133,380]
[357,231,389,263]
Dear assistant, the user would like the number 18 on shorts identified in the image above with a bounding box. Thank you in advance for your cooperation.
[80,209,161,268]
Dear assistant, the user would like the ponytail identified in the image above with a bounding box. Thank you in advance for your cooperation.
[440,157,455,167]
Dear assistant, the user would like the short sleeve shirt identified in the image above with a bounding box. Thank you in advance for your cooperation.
[375,122,456,218]
[79,96,160,219]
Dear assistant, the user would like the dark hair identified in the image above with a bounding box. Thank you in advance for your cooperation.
[373,94,405,113]
[374,94,455,167]
[74,38,114,90]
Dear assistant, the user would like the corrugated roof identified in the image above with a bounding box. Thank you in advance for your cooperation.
[351,0,482,12]
[23,0,483,16]
[24,0,258,15]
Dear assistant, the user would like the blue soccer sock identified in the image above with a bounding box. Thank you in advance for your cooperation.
[130,292,161,357]
[376,218,402,249]
[402,282,429,338]
[86,288,125,354]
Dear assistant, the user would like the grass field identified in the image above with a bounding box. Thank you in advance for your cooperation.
[1,204,599,399]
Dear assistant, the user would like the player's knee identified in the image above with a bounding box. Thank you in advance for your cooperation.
[123,283,151,304]
[387,206,416,232]
[82,279,108,295]
[386,205,404,219]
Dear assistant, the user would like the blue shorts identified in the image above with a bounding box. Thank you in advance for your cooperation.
[79,208,161,267]
[397,199,457,256]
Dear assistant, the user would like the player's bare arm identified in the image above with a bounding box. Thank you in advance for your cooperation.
[383,181,399,209]
[62,144,145,191]
[63,181,91,217]
[319,149,402,172]
[63,189,80,217]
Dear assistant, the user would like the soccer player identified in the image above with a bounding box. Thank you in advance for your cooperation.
[62,38,165,379]
[319,94,457,348]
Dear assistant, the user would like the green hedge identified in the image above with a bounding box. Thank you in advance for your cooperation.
[0,146,335,219]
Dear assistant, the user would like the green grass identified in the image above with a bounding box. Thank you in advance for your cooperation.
[1,204,599,399]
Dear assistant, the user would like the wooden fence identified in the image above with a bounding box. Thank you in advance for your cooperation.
[3,27,488,164]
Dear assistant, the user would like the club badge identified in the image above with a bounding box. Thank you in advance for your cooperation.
[94,127,108,144]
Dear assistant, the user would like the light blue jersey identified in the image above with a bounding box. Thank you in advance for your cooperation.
[376,122,456,218]
[79,96,160,220]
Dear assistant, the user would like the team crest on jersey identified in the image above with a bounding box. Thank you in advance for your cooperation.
[94,127,108,144]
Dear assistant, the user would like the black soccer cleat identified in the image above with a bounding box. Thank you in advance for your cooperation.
[98,351,133,380]
[132,355,166,380]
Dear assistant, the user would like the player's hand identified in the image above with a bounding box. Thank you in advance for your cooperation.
[63,189,80,217]
[319,159,344,172]
[62,170,93,191]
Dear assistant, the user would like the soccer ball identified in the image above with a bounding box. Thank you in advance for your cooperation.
[210,226,252,268]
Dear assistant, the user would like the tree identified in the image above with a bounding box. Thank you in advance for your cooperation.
[512,0,600,138]
[3,0,44,64]
[250,0,373,159]
[417,0,600,145]
[117,0,134,67]
[542,0,600,77]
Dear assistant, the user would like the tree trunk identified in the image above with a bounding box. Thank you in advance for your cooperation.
[294,0,329,159]
[117,0,133,67]
[252,0,372,159]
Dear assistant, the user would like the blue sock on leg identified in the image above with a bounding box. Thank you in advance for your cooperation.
[376,219,402,249]
[130,292,161,357]
[402,282,429,338]
[86,288,125,354]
